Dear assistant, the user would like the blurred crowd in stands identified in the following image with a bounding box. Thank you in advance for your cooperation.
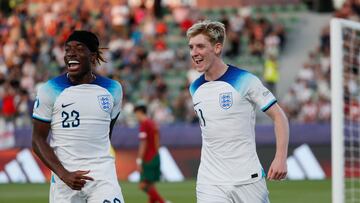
[1,0,358,130]
[0,0,291,128]
[280,0,360,123]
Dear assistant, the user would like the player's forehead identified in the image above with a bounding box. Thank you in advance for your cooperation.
[64,41,88,49]
[188,34,211,46]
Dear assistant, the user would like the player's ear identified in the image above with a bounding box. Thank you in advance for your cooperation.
[90,52,97,65]
[214,43,223,56]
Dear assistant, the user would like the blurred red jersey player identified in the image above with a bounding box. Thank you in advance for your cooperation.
[134,104,170,203]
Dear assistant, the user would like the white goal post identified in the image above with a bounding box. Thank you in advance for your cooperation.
[331,18,360,203]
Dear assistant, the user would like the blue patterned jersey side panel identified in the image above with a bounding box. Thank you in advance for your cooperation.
[217,65,253,96]
[93,75,122,104]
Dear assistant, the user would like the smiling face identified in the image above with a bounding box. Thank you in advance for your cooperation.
[64,41,95,80]
[188,34,223,74]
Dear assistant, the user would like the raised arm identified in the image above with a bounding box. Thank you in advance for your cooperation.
[32,119,93,190]
[265,103,289,180]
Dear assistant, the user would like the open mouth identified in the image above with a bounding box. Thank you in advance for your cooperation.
[67,60,80,71]
[194,58,203,65]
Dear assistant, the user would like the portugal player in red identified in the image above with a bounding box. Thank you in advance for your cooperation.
[134,105,169,203]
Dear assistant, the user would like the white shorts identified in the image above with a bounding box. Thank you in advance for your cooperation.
[196,178,270,203]
[50,174,125,203]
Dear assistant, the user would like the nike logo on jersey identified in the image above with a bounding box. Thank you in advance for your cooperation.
[62,102,75,108]
[194,102,201,107]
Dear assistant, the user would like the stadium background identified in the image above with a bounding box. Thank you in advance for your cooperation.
[0,0,358,202]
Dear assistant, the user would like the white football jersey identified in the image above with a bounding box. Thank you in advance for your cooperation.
[190,65,276,185]
[33,74,122,180]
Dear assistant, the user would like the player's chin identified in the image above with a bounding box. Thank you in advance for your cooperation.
[195,66,206,73]
[67,64,82,73]
[67,68,81,76]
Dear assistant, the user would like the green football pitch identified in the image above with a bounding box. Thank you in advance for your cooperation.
[0,180,331,203]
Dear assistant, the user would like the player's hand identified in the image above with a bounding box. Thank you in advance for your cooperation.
[136,158,143,172]
[267,157,287,181]
[60,170,94,190]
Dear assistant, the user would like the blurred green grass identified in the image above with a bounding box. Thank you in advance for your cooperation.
[0,180,331,203]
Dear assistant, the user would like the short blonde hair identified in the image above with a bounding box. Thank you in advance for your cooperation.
[186,20,226,45]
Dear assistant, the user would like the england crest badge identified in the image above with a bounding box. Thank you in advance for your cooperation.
[219,92,232,109]
[98,95,111,112]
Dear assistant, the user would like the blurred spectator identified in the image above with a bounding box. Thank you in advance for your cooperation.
[15,89,31,127]
[317,96,331,122]
[2,82,17,123]
[148,82,174,124]
[249,20,265,58]
[111,2,130,38]
[263,55,279,95]
[172,86,196,123]
[334,0,360,21]
[297,63,315,83]
[264,31,280,58]
[147,40,174,74]
[320,26,330,53]
[171,4,193,34]
[298,99,318,123]
[155,20,168,36]
[225,28,241,57]
[345,99,360,121]
[280,88,299,120]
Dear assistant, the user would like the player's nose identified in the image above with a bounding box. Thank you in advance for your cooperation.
[65,47,77,56]
[190,48,198,57]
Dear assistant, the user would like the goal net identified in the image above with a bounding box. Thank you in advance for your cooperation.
[331,18,360,203]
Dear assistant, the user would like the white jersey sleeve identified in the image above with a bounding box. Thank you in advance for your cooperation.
[33,81,67,123]
[105,80,123,119]
[245,74,277,112]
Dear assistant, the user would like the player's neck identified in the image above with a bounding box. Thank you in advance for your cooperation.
[140,115,148,122]
[67,72,96,85]
[204,60,228,81]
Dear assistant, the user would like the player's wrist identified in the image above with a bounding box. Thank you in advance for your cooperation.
[57,168,69,181]
[136,158,143,165]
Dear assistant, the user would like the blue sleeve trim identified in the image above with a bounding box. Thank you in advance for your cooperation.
[261,99,277,112]
[32,115,51,123]
[262,168,266,178]
[51,175,56,183]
